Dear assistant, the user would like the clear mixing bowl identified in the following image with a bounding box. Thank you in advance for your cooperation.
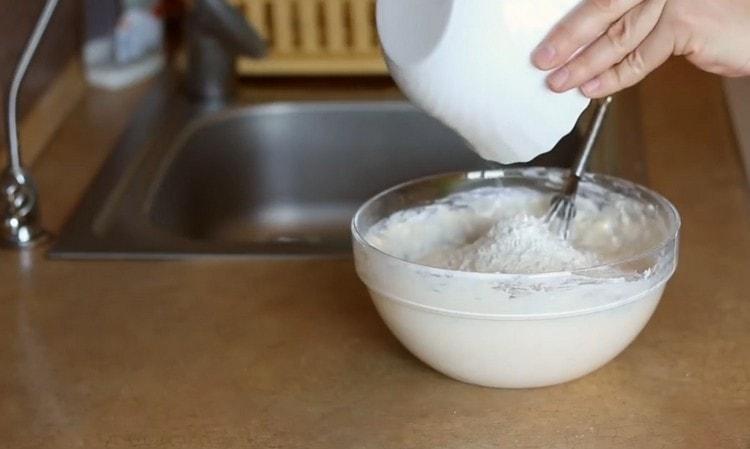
[352,167,680,388]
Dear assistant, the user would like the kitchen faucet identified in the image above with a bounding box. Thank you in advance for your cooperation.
[185,0,268,103]
[1,0,265,248]
[1,0,59,248]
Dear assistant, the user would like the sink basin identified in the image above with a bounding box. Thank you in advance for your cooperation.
[147,102,495,253]
[50,78,636,259]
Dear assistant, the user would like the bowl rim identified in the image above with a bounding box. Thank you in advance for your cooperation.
[351,167,682,280]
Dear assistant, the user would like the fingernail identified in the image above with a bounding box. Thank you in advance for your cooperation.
[547,68,570,91]
[532,44,556,68]
[581,78,601,96]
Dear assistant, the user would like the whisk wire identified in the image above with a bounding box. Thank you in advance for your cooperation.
[545,96,613,240]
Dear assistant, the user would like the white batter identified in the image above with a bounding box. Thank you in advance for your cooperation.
[366,186,667,275]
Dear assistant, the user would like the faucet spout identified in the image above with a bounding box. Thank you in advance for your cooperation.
[185,0,267,103]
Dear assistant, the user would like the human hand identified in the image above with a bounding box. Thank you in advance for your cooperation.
[532,0,750,98]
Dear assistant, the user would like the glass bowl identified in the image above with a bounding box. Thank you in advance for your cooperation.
[352,167,680,388]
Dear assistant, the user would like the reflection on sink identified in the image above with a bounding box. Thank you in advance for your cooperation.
[50,79,605,259]
[147,103,493,253]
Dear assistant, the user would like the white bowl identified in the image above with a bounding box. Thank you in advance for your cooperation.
[352,168,680,388]
[377,0,590,163]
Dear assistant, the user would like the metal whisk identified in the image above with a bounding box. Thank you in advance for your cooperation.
[545,96,613,239]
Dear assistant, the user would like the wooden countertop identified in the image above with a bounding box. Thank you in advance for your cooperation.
[1,60,748,448]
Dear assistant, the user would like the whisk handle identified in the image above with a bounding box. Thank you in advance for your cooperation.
[572,96,614,178]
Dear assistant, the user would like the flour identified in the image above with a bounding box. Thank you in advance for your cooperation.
[366,185,667,275]
[421,215,599,274]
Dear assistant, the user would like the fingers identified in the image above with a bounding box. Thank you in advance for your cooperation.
[546,0,666,92]
[580,21,675,98]
[532,0,646,70]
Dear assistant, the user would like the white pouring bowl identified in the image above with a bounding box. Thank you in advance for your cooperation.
[352,168,680,388]
[377,0,591,164]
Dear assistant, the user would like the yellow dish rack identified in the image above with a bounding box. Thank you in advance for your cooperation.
[230,0,388,76]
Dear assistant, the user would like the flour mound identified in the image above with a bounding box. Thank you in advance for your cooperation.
[421,215,600,274]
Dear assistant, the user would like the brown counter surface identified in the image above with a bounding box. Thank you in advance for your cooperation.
[1,60,748,448]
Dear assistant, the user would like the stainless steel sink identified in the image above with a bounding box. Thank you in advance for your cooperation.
[147,102,498,254]
[50,78,638,259]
